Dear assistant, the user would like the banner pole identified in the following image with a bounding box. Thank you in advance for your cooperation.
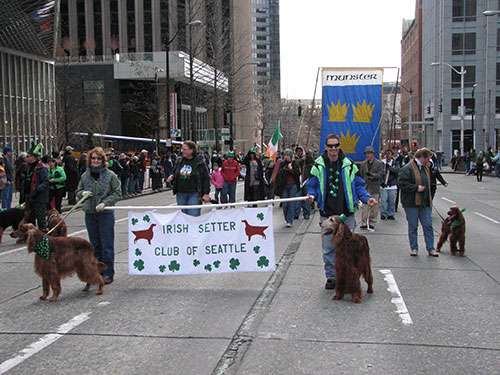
[106,196,309,211]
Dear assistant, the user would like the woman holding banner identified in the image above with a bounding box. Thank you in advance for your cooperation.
[166,140,211,217]
[76,147,122,285]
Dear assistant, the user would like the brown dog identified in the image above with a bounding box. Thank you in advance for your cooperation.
[436,206,466,256]
[23,223,106,301]
[46,208,68,237]
[321,216,373,303]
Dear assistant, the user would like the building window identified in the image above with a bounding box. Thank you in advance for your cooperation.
[84,80,105,105]
[451,66,475,87]
[256,26,267,32]
[452,33,476,55]
[256,53,268,58]
[496,97,500,114]
[256,17,268,23]
[497,63,500,85]
[452,0,476,22]
[497,29,500,51]
[451,98,474,115]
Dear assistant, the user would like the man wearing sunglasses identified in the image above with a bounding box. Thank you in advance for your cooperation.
[306,134,377,290]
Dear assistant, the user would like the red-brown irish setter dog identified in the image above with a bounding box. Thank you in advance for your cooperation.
[321,215,373,303]
[436,206,466,256]
[23,223,106,301]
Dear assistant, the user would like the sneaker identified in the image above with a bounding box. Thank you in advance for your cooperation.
[381,215,387,220]
[410,250,418,256]
[360,224,368,229]
[387,216,395,220]
[325,278,336,289]
[369,225,375,230]
[286,223,292,228]
[428,250,439,257]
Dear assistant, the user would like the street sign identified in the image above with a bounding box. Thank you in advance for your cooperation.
[171,129,181,137]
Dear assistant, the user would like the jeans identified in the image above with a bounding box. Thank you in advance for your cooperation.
[121,177,129,196]
[85,211,115,279]
[321,214,356,279]
[281,184,298,224]
[404,206,434,252]
[176,191,201,216]
[221,182,237,204]
[128,176,136,194]
[214,188,222,204]
[380,189,397,217]
[361,192,379,226]
[1,183,13,208]
[495,163,500,178]
[138,171,145,191]
[294,186,311,218]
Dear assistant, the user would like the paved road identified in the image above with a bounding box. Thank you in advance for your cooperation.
[0,175,499,374]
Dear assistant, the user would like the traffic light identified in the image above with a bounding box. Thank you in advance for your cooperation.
[426,106,431,114]
[438,104,442,112]
[411,141,417,148]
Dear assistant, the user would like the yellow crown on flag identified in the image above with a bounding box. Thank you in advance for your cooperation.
[340,129,360,154]
[352,100,375,123]
[327,100,349,122]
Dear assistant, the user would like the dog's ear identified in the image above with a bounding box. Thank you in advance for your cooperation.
[332,217,352,245]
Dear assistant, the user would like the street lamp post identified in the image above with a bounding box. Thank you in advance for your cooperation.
[164,14,201,146]
[483,10,499,150]
[471,83,477,150]
[401,85,413,147]
[154,68,164,152]
[431,62,466,155]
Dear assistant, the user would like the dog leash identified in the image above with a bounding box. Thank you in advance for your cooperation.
[45,191,93,236]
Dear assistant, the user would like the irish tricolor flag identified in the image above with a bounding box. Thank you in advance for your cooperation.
[264,121,283,161]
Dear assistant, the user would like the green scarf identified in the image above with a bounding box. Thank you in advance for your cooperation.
[35,236,50,260]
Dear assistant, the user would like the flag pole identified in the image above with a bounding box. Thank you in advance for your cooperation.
[306,67,321,150]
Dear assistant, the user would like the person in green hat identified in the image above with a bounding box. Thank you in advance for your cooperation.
[25,141,50,230]
[47,157,67,213]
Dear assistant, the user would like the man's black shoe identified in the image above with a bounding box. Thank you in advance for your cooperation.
[104,277,114,285]
[325,278,336,290]
[387,216,395,220]
[369,225,375,230]
[380,215,387,220]
[360,225,368,229]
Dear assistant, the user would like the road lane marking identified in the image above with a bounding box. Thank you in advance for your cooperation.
[0,217,129,257]
[441,197,456,204]
[472,212,500,224]
[379,269,413,325]
[0,312,91,374]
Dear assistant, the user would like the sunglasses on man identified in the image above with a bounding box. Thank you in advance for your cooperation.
[325,143,340,148]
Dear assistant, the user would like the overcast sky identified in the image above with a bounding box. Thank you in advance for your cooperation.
[280,0,417,99]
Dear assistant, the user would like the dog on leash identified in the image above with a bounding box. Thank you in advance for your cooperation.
[0,205,28,244]
[321,215,373,303]
[46,208,68,237]
[436,206,466,256]
[23,223,106,301]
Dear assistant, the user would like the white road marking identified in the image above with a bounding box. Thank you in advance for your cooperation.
[379,269,413,325]
[472,212,500,224]
[0,217,129,257]
[441,197,456,204]
[0,312,91,374]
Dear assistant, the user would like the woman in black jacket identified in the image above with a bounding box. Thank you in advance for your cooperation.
[242,148,265,203]
[166,140,211,216]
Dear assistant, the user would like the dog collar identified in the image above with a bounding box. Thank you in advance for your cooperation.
[47,213,58,223]
[339,214,347,223]
[35,237,50,260]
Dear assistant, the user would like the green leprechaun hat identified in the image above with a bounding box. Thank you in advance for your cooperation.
[27,140,44,157]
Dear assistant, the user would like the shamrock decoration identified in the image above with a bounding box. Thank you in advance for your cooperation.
[135,248,142,256]
[168,260,180,272]
[143,215,150,222]
[229,258,240,270]
[204,264,212,272]
[253,245,260,254]
[131,218,138,225]
[213,260,221,268]
[133,259,145,271]
[193,259,201,267]
[257,212,264,221]
[159,265,166,273]
[257,256,270,268]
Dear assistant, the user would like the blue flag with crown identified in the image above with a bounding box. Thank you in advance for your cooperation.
[320,69,383,162]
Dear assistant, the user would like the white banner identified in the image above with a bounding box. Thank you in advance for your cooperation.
[322,68,383,87]
[128,206,275,275]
